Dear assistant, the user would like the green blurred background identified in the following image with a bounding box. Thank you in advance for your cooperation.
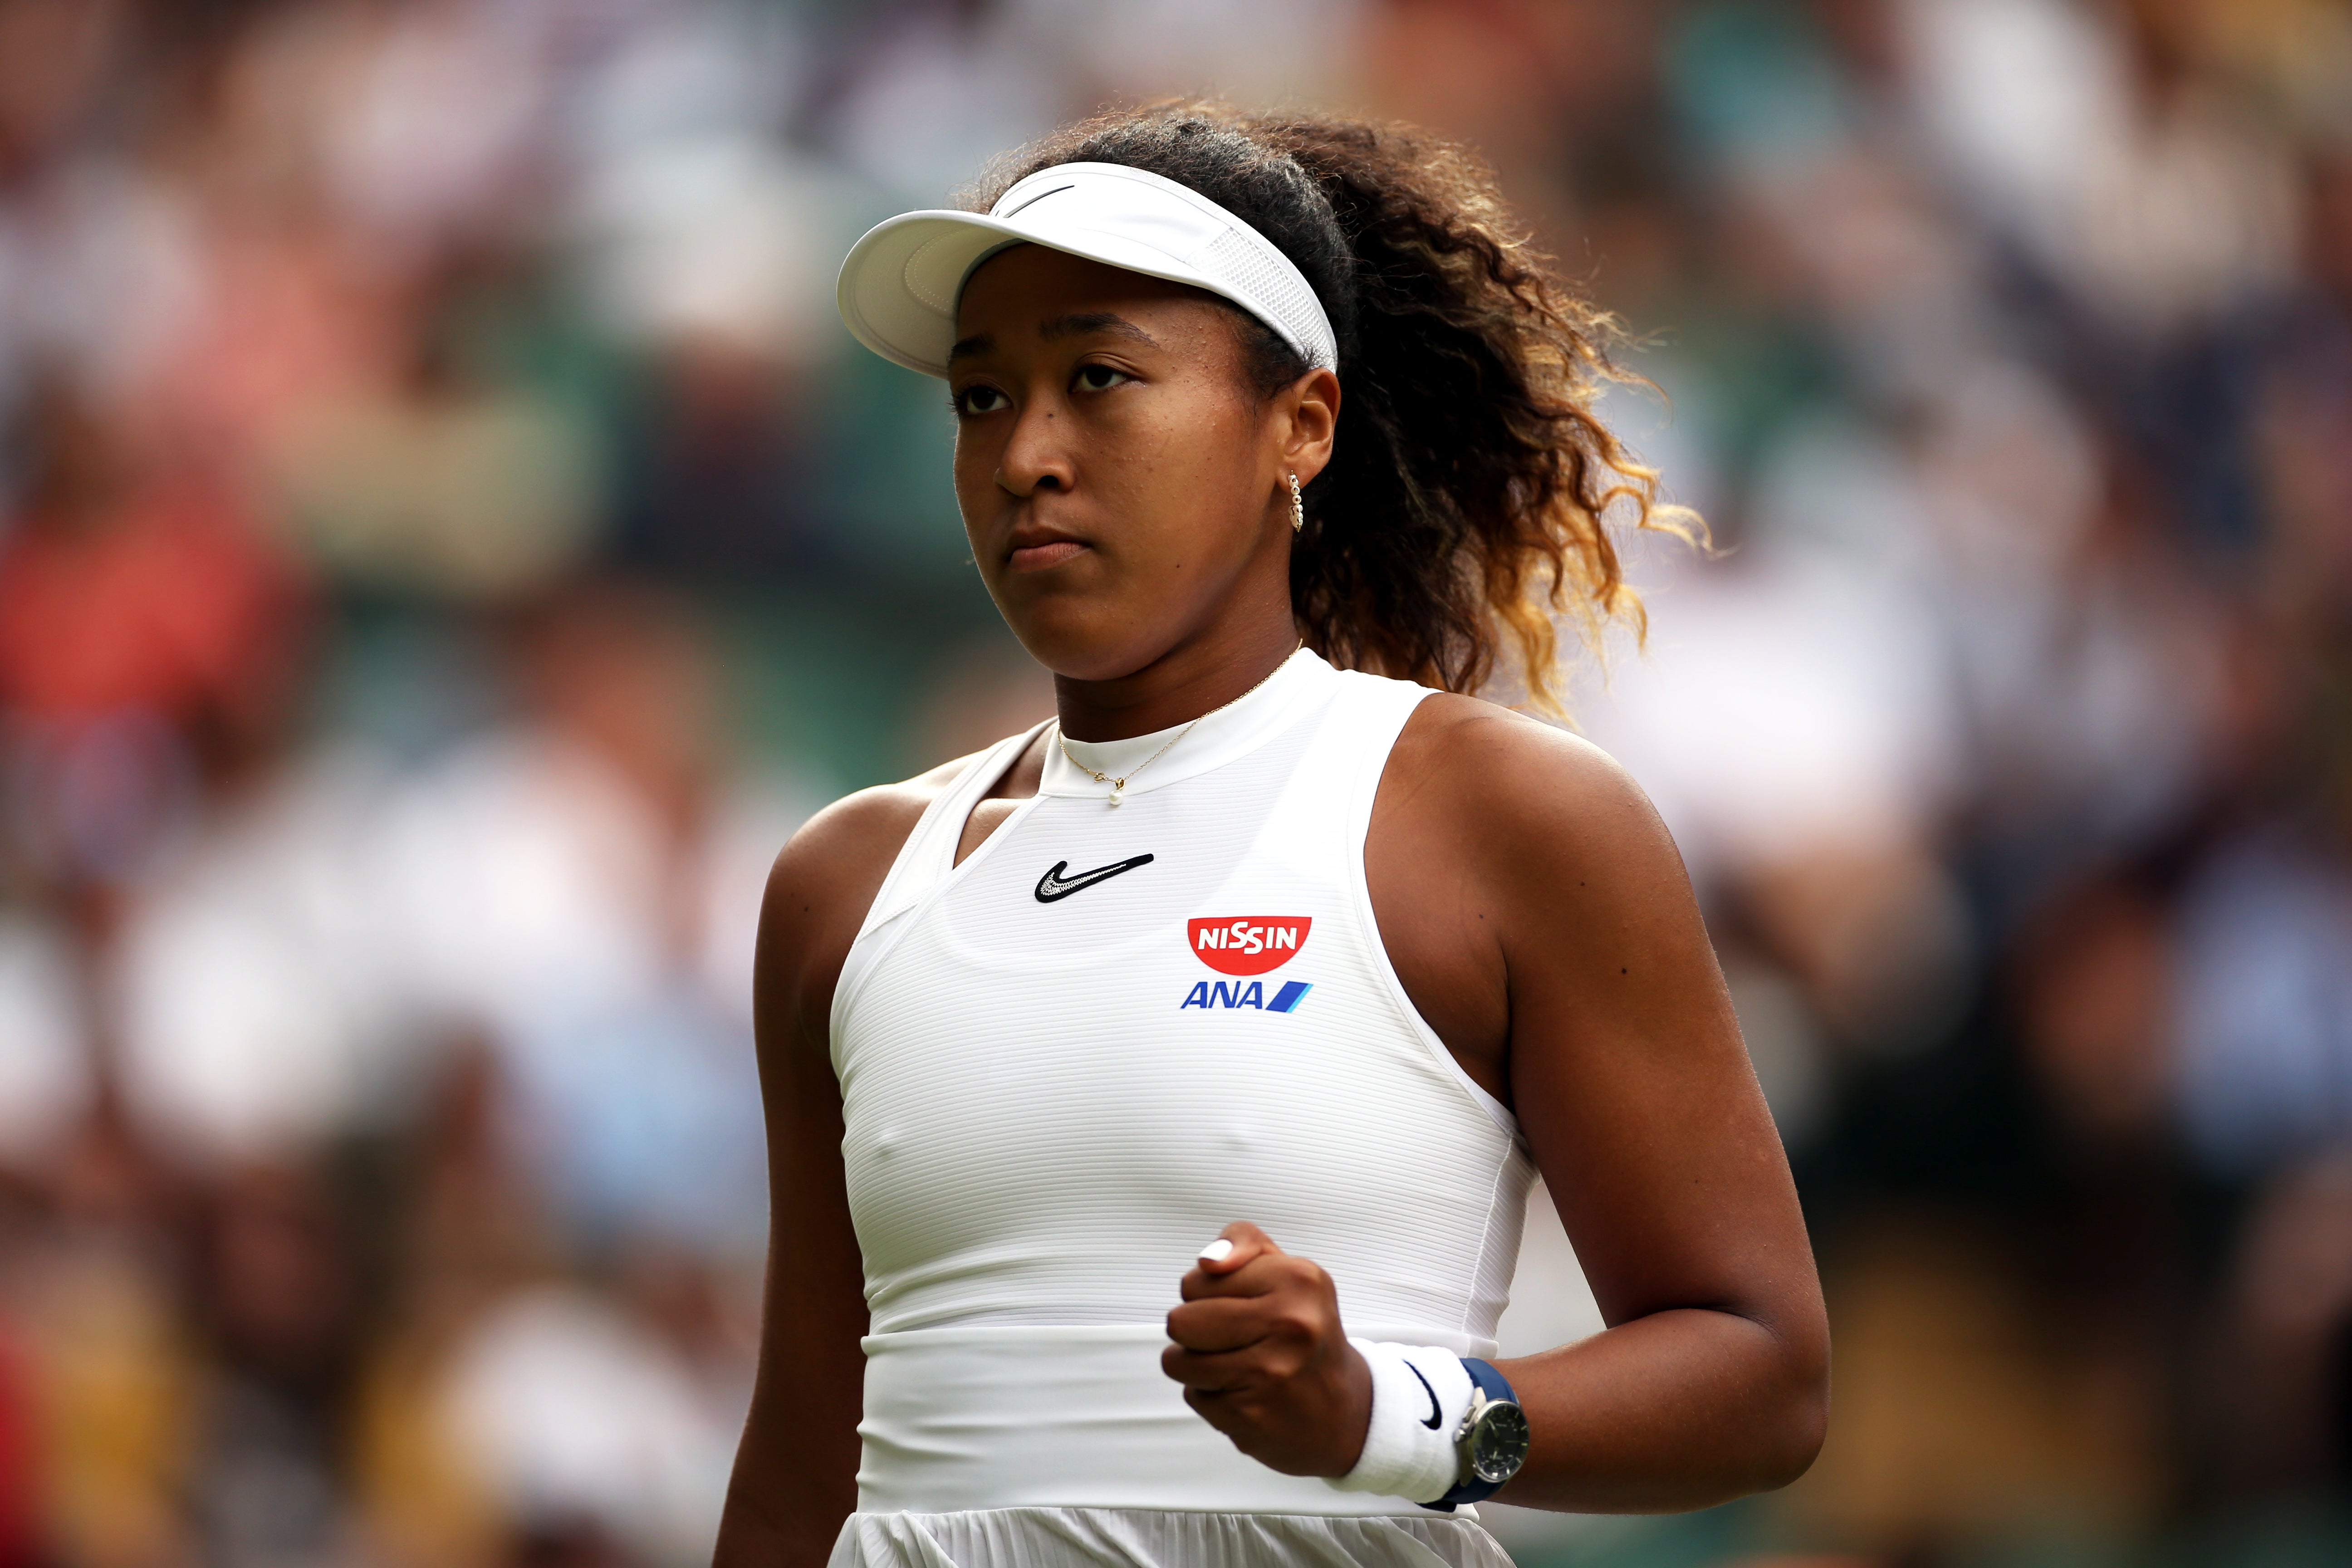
[0,1,2349,1565]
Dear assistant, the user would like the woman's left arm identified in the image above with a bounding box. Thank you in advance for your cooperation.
[1163,699,1828,1512]
[1453,708,1830,1511]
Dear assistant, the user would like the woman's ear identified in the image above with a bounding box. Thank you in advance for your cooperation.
[1279,368,1341,487]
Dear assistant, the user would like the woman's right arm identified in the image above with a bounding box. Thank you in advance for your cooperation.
[714,786,933,1568]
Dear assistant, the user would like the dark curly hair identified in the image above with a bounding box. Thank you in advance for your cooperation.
[965,101,1692,710]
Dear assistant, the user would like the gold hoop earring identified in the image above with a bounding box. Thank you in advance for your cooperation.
[1288,472,1304,534]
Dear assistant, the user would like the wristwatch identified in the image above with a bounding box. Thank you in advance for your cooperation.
[1426,1357,1530,1510]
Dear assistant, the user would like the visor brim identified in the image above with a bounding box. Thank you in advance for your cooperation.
[835,208,1285,377]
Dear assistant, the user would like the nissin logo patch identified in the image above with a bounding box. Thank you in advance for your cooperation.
[1188,916,1310,975]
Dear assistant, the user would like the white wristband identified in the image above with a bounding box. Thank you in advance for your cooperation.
[1323,1339,1475,1504]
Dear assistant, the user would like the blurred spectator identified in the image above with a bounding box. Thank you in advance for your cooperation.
[2174,829,2352,1178]
[608,337,824,580]
[438,1284,739,1565]
[268,254,605,600]
[0,1318,36,1568]
[183,1161,363,1567]
[2015,875,2177,1153]
[372,580,799,1255]
[0,375,311,893]
[10,1108,196,1568]
[109,736,400,1164]
[1900,0,2298,341]
[351,1038,557,1568]
[0,911,88,1169]
[2210,1149,2352,1501]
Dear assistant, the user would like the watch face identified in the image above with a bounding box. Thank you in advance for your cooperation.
[1470,1400,1531,1484]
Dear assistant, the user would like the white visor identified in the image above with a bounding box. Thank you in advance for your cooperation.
[835,161,1340,378]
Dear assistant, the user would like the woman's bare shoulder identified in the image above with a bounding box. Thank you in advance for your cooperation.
[755,750,993,1000]
[1395,691,1650,807]
[1387,691,1682,891]
[765,752,977,913]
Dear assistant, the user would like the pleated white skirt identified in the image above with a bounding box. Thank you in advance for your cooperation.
[828,1507,1516,1567]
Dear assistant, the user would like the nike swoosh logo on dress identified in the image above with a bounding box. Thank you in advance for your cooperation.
[1034,853,1156,903]
[1406,1362,1443,1430]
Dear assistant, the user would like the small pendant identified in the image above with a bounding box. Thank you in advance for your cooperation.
[1107,785,1124,806]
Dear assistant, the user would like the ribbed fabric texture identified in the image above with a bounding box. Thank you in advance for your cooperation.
[829,1507,1517,1568]
[853,1325,1486,1517]
[830,653,1535,1538]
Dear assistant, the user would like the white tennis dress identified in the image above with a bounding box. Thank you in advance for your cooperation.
[827,650,1535,1567]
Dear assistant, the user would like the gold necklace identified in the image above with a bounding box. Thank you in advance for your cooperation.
[1055,643,1303,806]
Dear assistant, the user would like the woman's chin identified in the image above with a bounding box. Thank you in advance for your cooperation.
[1004,618,1170,686]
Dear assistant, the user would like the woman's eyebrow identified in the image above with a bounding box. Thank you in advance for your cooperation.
[1039,312,1159,348]
[949,313,1158,363]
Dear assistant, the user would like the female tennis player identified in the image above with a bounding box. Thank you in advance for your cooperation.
[715,104,1828,1568]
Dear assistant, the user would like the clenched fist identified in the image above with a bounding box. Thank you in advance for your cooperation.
[1161,1221,1375,1478]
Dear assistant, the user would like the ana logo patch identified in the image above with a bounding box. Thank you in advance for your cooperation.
[1180,979,1313,1013]
[1188,916,1311,975]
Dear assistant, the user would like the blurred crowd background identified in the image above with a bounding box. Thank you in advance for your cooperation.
[0,0,2346,1565]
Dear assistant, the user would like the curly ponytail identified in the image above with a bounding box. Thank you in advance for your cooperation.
[966,102,1691,710]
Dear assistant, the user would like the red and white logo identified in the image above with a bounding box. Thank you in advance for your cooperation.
[1187,916,1311,975]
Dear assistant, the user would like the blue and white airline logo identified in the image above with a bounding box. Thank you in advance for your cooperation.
[1180,915,1312,1013]
[1179,977,1314,1013]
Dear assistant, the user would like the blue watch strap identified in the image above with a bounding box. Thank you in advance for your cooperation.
[1422,1357,1520,1511]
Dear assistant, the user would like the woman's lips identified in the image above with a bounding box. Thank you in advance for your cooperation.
[1007,538,1089,572]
